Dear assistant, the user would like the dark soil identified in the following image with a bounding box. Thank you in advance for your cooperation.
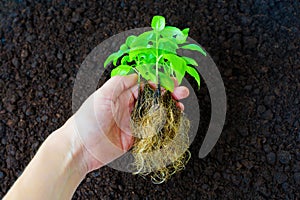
[0,0,299,199]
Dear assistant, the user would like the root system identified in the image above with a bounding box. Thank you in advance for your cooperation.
[130,83,191,184]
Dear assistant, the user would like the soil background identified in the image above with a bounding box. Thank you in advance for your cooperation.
[0,0,299,199]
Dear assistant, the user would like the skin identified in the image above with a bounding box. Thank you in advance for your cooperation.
[3,74,189,200]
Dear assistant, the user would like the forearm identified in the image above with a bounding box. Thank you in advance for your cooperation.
[4,117,88,200]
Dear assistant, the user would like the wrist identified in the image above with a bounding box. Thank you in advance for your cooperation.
[53,117,88,176]
[61,116,104,173]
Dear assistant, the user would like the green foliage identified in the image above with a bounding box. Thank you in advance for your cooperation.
[186,66,201,89]
[151,16,165,32]
[111,65,133,76]
[162,54,186,84]
[181,44,207,56]
[104,15,206,92]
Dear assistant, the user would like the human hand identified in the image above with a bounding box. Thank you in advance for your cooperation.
[69,74,190,172]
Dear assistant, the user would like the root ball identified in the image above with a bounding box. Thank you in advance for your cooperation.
[130,84,191,184]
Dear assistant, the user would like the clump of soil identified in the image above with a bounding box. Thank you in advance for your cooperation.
[130,83,190,184]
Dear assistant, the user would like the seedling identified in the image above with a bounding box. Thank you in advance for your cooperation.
[104,15,206,183]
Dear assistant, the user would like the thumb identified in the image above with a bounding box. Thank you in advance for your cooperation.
[99,74,138,100]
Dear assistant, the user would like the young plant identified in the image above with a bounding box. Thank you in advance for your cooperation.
[104,15,206,183]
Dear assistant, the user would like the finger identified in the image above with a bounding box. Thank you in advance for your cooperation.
[172,86,189,100]
[129,84,139,100]
[99,74,138,100]
[148,81,156,90]
[121,132,134,151]
[128,84,139,114]
[176,102,185,111]
[112,85,138,134]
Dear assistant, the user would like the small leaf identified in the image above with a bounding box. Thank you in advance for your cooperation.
[161,63,171,76]
[161,26,188,44]
[161,26,182,38]
[186,66,201,89]
[120,44,128,51]
[158,38,178,54]
[112,50,127,66]
[125,35,137,47]
[176,28,189,44]
[182,28,189,37]
[163,54,186,84]
[181,44,207,56]
[104,52,118,68]
[121,55,130,65]
[142,53,156,64]
[174,68,185,85]
[130,31,155,48]
[129,48,156,63]
[136,64,156,82]
[151,16,165,32]
[159,72,174,92]
[182,56,198,66]
[111,65,133,77]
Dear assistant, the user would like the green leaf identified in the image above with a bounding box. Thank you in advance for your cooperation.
[129,48,156,63]
[136,64,156,82]
[181,44,207,56]
[186,66,201,89]
[174,68,185,85]
[104,52,119,68]
[161,26,182,38]
[121,55,130,65]
[158,38,178,54]
[120,44,128,51]
[129,31,155,48]
[112,50,127,66]
[111,65,133,77]
[176,28,189,44]
[151,16,165,32]
[159,72,174,92]
[182,28,189,37]
[142,53,156,64]
[161,63,171,76]
[161,26,188,44]
[182,56,198,66]
[162,54,186,84]
[125,35,137,47]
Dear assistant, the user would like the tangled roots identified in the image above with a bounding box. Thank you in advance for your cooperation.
[130,84,191,184]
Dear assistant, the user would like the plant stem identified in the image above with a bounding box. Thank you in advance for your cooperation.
[155,31,159,85]
[155,34,164,87]
[154,31,161,104]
